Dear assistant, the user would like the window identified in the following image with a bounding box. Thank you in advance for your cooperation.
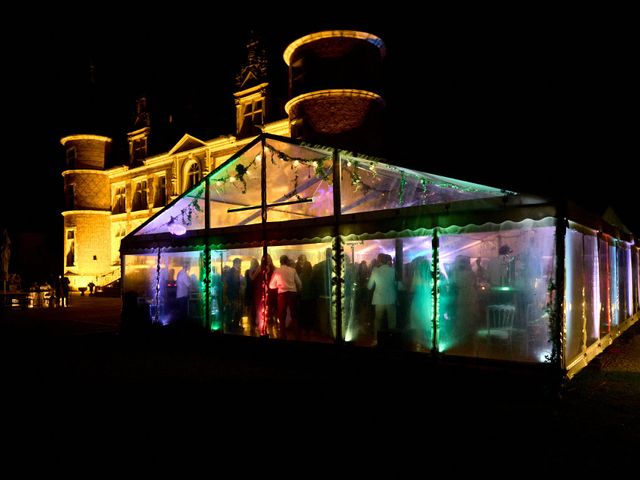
[65,229,75,267]
[154,176,167,207]
[112,186,126,214]
[132,180,148,211]
[66,146,77,169]
[243,98,264,125]
[133,138,147,162]
[238,98,264,137]
[65,184,75,210]
[186,163,201,190]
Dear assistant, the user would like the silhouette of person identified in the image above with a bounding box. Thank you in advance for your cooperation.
[61,275,71,307]
[176,264,191,320]
[295,254,314,338]
[367,253,397,341]
[252,254,276,336]
[269,255,302,339]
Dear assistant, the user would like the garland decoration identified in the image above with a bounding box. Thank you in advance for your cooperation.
[264,142,331,200]
[399,172,407,206]
[164,141,510,234]
[167,185,205,234]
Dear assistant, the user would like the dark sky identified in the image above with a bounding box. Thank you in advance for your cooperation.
[2,7,637,244]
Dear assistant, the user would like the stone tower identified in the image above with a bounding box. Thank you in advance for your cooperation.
[283,30,386,155]
[60,134,112,289]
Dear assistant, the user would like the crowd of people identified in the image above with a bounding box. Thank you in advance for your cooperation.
[25,275,71,308]
[206,251,436,347]
[150,238,550,353]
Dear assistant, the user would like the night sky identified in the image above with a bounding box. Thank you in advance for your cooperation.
[2,7,636,278]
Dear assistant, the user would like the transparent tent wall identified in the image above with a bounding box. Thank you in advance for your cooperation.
[122,253,158,325]
[438,219,556,362]
[621,242,633,319]
[264,139,334,222]
[609,242,620,328]
[598,237,612,338]
[567,233,639,364]
[207,143,263,229]
[154,250,205,328]
[565,226,600,366]
[209,240,334,342]
[631,246,640,313]
[343,234,433,351]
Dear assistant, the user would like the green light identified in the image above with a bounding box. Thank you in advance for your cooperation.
[496,286,513,291]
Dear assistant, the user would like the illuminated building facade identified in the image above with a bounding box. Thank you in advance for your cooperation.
[61,30,386,290]
[60,36,290,290]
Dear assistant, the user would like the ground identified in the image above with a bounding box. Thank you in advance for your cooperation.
[1,293,638,461]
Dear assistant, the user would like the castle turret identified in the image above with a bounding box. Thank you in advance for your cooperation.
[60,134,112,289]
[284,30,386,155]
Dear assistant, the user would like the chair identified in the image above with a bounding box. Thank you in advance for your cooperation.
[476,304,516,356]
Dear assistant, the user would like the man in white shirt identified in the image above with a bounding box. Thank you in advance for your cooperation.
[367,253,397,339]
[269,255,302,339]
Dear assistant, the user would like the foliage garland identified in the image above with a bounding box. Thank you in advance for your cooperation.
[167,184,205,229]
[168,142,511,231]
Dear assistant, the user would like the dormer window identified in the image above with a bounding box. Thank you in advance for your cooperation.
[234,83,268,139]
[133,138,147,162]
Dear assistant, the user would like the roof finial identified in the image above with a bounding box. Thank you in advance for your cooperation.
[236,31,268,89]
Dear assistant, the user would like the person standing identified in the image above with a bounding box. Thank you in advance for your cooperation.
[245,258,260,333]
[295,254,314,339]
[223,258,244,330]
[367,253,397,342]
[61,275,71,307]
[251,254,276,337]
[176,264,191,321]
[269,255,302,339]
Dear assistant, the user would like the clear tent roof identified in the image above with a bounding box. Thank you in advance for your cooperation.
[134,135,508,236]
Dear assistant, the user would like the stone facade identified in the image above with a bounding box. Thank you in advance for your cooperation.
[61,122,290,290]
[62,212,111,288]
[62,171,110,210]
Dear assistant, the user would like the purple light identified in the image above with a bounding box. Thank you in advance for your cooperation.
[168,223,187,236]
